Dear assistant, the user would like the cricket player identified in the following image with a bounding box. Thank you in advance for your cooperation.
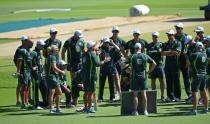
[161,30,181,102]
[98,36,120,103]
[46,45,65,113]
[188,42,208,115]
[128,43,156,116]
[61,30,85,105]
[14,35,34,109]
[57,60,73,108]
[174,23,192,102]
[110,26,126,100]
[82,41,110,113]
[147,31,165,101]
[29,40,47,109]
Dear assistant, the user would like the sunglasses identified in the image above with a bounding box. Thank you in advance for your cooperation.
[112,30,119,33]
[133,33,140,36]
[152,35,158,38]
[175,27,182,30]
[196,32,203,35]
[50,32,57,35]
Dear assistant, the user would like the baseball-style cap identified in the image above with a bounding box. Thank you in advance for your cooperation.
[49,28,57,33]
[195,42,204,48]
[112,26,119,32]
[87,41,96,49]
[21,35,29,41]
[74,30,83,38]
[166,30,175,35]
[184,35,193,44]
[57,60,66,66]
[152,31,159,37]
[36,39,45,46]
[135,43,142,49]
[195,26,204,33]
[175,23,184,28]
[133,29,141,34]
[205,36,210,42]
[102,36,110,43]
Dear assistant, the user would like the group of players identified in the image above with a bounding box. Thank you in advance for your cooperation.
[13,22,210,115]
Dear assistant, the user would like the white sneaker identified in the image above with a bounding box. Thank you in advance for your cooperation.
[49,110,55,114]
[144,111,149,116]
[36,106,43,110]
[131,112,139,116]
[114,94,120,101]
[174,98,181,102]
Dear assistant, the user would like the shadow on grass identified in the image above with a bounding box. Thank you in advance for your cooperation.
[87,114,122,118]
[6,112,41,116]
[97,99,121,107]
[148,111,191,117]
[0,105,27,113]
[156,101,187,106]
[40,112,82,116]
[165,18,207,23]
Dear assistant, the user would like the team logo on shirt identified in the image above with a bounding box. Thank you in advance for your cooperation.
[76,42,82,52]
[76,45,81,52]
[202,56,206,63]
[137,59,142,64]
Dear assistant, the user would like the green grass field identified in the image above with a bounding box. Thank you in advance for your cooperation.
[0,0,207,23]
[0,0,210,124]
[0,55,210,124]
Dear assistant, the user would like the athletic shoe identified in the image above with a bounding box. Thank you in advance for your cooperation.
[161,96,166,102]
[185,96,192,104]
[16,101,21,106]
[60,99,66,105]
[36,106,43,110]
[87,108,96,113]
[186,109,197,115]
[114,94,120,101]
[165,97,174,102]
[201,109,209,114]
[143,111,149,116]
[131,112,139,116]
[54,109,63,113]
[76,107,85,112]
[174,98,181,102]
[49,110,55,114]
[83,108,89,113]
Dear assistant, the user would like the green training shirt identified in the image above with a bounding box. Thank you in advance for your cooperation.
[128,52,153,79]
[63,37,85,65]
[147,41,163,65]
[125,39,148,54]
[189,51,208,77]
[82,51,101,82]
[163,40,181,70]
